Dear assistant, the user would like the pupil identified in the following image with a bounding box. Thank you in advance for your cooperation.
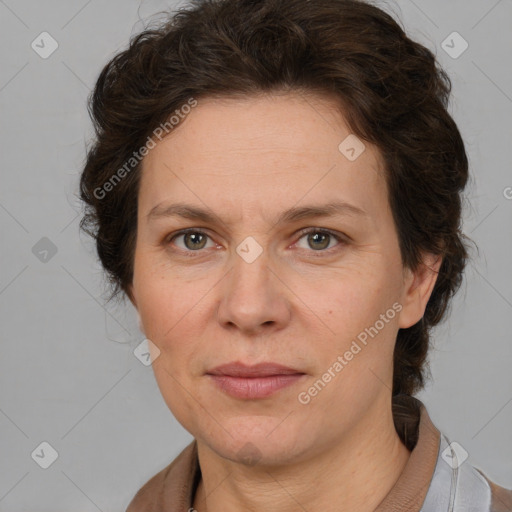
[309,232,329,250]
[186,233,205,249]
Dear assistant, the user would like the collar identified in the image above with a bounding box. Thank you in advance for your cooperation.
[127,396,443,511]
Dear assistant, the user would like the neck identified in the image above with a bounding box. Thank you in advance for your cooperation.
[192,395,411,512]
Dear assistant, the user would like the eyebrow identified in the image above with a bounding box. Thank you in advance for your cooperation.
[146,201,368,226]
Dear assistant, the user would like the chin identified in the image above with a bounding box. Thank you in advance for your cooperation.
[202,421,307,467]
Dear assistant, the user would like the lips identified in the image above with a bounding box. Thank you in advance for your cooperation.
[206,361,305,378]
[206,362,306,399]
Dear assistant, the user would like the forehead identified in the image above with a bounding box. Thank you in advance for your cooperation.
[138,92,387,222]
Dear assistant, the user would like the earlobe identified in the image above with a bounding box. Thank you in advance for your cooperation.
[398,253,443,329]
[126,284,137,309]
[136,309,145,334]
[126,285,144,333]
[126,284,145,334]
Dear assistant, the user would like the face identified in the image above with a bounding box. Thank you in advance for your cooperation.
[129,92,439,465]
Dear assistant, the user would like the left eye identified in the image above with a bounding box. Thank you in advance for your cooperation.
[295,229,344,252]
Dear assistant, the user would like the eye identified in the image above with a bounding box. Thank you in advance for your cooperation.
[168,229,216,252]
[165,227,347,256]
[294,228,346,253]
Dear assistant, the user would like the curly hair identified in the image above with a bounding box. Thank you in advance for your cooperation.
[79,0,474,404]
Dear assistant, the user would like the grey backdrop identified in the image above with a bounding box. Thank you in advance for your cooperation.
[0,0,511,510]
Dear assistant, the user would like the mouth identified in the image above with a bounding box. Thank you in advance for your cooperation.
[206,361,306,399]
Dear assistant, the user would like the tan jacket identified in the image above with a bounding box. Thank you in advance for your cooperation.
[126,398,512,511]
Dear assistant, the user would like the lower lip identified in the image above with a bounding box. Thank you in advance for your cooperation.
[207,374,306,399]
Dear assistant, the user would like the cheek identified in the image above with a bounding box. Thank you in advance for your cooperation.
[134,260,202,340]
[307,268,400,375]
[316,272,390,330]
[134,269,214,385]
[151,360,199,432]
[136,277,205,418]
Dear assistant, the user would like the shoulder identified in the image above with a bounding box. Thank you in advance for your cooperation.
[475,469,512,512]
[125,440,199,512]
[412,405,511,512]
[125,462,171,511]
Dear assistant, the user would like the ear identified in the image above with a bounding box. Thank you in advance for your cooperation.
[398,253,443,329]
[126,284,137,309]
[126,284,145,334]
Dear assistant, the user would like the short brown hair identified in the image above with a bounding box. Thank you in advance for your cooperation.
[79,0,474,401]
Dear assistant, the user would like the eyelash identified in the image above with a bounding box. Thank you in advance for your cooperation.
[165,227,347,257]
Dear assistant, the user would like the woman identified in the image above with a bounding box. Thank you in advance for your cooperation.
[79,0,512,510]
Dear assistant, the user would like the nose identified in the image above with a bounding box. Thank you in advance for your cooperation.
[216,248,292,335]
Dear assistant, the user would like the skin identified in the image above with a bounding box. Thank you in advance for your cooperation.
[128,91,442,512]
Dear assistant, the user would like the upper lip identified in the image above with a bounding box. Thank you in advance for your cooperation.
[207,362,305,377]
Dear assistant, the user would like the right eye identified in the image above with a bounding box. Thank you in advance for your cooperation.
[166,229,217,253]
